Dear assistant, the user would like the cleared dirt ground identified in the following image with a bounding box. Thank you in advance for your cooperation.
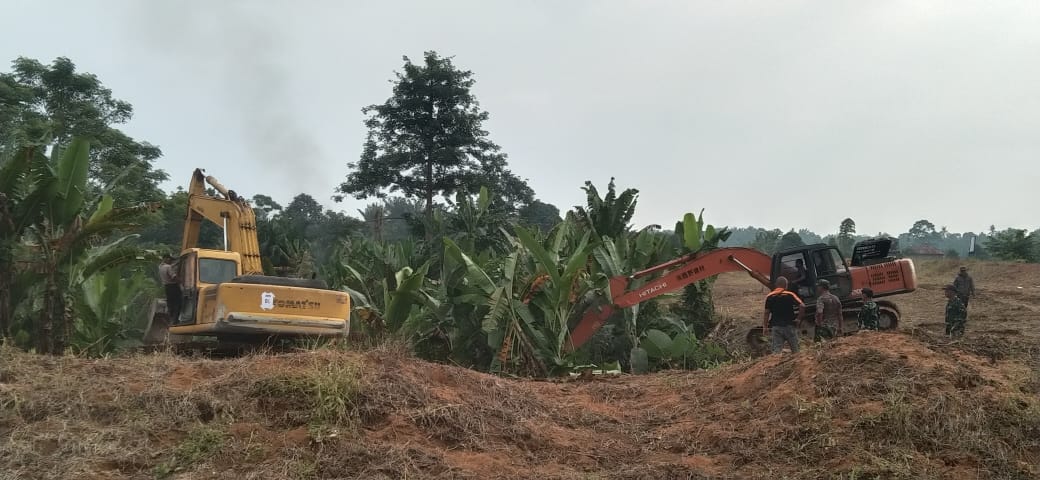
[1,259,1038,480]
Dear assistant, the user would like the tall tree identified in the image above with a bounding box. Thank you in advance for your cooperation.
[358,203,389,241]
[335,51,533,233]
[250,194,283,221]
[908,219,937,245]
[797,228,823,244]
[0,57,168,205]
[837,218,856,256]
[282,194,325,236]
[776,229,805,251]
[518,199,562,233]
[748,228,782,254]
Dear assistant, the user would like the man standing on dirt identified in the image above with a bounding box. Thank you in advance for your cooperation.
[764,277,805,354]
[944,284,968,337]
[953,266,975,309]
[857,288,881,331]
[814,279,843,339]
[159,254,180,321]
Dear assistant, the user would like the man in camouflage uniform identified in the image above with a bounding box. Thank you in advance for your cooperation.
[857,288,880,331]
[814,279,844,340]
[944,284,968,337]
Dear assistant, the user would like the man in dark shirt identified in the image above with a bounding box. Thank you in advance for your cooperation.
[159,254,181,321]
[953,266,975,309]
[763,277,806,354]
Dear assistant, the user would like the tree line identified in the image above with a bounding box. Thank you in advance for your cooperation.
[723,219,1040,263]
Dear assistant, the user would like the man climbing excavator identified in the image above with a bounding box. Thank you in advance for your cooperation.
[568,238,916,353]
[141,168,351,350]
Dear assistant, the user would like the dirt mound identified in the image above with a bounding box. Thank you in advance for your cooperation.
[2,332,1038,480]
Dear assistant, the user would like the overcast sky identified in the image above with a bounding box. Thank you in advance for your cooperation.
[3,0,1038,235]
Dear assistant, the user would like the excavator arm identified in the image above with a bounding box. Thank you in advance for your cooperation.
[181,168,264,275]
[568,247,774,350]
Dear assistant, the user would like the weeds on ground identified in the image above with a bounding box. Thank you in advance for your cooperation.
[252,359,364,432]
[832,469,883,480]
[854,381,1040,479]
[153,425,226,478]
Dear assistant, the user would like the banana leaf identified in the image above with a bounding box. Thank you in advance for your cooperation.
[443,238,495,295]
[515,225,560,285]
[48,137,90,227]
[383,260,432,331]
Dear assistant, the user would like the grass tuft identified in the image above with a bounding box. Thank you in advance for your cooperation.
[252,359,364,430]
[153,425,226,478]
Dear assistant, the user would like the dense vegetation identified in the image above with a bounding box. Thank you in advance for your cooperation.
[2,54,1037,373]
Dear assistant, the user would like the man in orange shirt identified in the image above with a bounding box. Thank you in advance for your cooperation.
[763,277,806,353]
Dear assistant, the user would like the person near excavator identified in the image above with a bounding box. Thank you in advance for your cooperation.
[857,288,880,331]
[764,276,805,353]
[814,279,843,339]
[159,254,181,321]
[952,266,975,309]
[944,284,968,337]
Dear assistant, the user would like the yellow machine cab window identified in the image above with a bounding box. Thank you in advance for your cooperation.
[199,257,237,284]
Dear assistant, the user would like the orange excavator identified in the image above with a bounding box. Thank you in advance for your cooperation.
[568,238,917,352]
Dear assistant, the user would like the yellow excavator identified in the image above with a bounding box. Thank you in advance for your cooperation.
[141,168,350,351]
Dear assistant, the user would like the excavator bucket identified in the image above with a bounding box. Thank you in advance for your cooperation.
[567,294,616,352]
[746,323,823,356]
[745,327,770,356]
[141,299,191,347]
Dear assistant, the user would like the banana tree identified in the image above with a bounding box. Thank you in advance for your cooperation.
[578,210,732,373]
[625,210,732,372]
[447,186,511,255]
[586,226,673,369]
[15,137,157,354]
[573,177,638,239]
[635,320,727,372]
[328,237,434,345]
[0,142,54,340]
[468,220,594,375]
[671,210,732,337]
[71,263,157,357]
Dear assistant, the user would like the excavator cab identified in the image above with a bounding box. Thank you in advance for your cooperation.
[771,244,852,303]
[172,249,242,326]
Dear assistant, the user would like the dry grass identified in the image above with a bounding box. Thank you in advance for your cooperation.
[3,259,1040,479]
[3,332,1040,479]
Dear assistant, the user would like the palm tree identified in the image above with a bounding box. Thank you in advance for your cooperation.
[358,203,388,241]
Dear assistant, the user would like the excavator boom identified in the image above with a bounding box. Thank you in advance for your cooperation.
[568,247,773,350]
[181,168,263,274]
